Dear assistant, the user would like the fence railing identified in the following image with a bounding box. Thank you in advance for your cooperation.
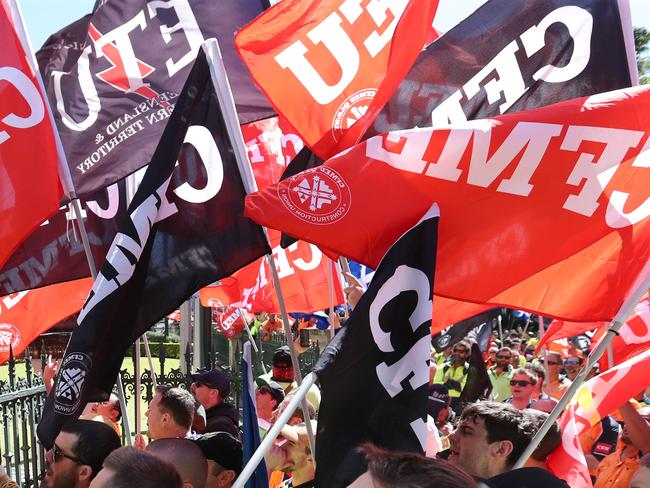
[0,331,321,486]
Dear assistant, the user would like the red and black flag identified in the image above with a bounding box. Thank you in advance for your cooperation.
[37,46,270,447]
[313,205,438,487]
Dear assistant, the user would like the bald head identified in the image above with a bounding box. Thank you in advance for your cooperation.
[146,438,207,488]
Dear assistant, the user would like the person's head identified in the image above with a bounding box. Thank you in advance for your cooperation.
[146,439,207,488]
[273,395,316,425]
[564,355,582,375]
[41,419,121,488]
[631,453,650,488]
[90,393,121,422]
[495,348,512,369]
[523,410,562,465]
[428,384,451,427]
[488,347,498,362]
[271,346,295,383]
[510,369,537,403]
[265,423,315,484]
[530,398,558,414]
[545,352,564,377]
[146,385,195,440]
[509,351,521,368]
[190,368,231,410]
[89,447,182,488]
[622,407,650,447]
[525,363,545,398]
[449,401,535,478]
[255,381,285,421]
[347,443,478,488]
[450,341,470,365]
[193,432,243,488]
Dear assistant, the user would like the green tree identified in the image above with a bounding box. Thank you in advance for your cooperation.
[634,27,650,84]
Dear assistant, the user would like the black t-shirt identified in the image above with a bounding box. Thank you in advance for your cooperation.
[482,467,570,488]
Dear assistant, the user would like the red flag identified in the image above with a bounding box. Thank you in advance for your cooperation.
[0,278,92,364]
[242,116,303,190]
[549,347,650,486]
[200,230,343,314]
[536,320,601,354]
[210,305,251,340]
[0,1,63,269]
[235,0,439,160]
[246,86,650,323]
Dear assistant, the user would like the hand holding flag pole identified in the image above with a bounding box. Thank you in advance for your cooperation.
[514,265,650,468]
[202,38,317,461]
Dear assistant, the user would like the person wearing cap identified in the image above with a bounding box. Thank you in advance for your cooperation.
[257,346,321,410]
[191,368,240,439]
[256,380,285,422]
[192,432,243,488]
[428,384,453,452]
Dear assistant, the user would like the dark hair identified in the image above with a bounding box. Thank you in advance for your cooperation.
[109,393,122,421]
[156,385,195,430]
[62,419,121,478]
[460,401,536,467]
[526,363,545,382]
[102,447,183,488]
[360,443,478,488]
[453,340,470,352]
[497,347,513,355]
[524,410,562,462]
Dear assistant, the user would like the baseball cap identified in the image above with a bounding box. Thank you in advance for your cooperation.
[190,368,231,398]
[428,384,450,419]
[192,432,243,474]
[272,346,293,367]
[257,379,285,405]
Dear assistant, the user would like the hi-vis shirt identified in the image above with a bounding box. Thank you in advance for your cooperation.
[433,363,468,397]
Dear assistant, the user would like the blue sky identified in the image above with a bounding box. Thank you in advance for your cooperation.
[16,0,650,50]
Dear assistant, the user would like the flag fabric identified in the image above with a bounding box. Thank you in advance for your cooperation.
[0,278,92,364]
[0,0,64,270]
[199,230,343,314]
[313,204,438,487]
[536,319,602,353]
[212,306,250,340]
[241,342,268,488]
[431,308,501,352]
[367,0,635,137]
[36,0,274,197]
[235,0,439,160]
[459,343,492,405]
[246,85,650,324]
[548,347,650,487]
[37,46,270,448]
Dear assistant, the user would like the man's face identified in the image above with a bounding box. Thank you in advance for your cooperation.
[631,466,650,488]
[510,374,535,400]
[255,386,278,419]
[145,392,165,440]
[41,432,83,488]
[564,357,581,374]
[192,381,219,409]
[545,355,564,375]
[451,345,470,364]
[509,352,520,368]
[448,416,496,478]
[495,350,511,368]
[91,396,118,421]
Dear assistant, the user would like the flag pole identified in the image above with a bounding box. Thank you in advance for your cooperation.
[141,335,158,389]
[513,269,650,468]
[327,258,336,339]
[202,38,317,460]
[233,373,317,488]
[538,315,550,393]
[8,0,134,445]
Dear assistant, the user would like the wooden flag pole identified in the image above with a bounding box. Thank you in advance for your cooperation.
[202,38,317,462]
[513,268,650,468]
[7,0,134,445]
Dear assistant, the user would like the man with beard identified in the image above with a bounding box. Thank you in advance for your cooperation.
[40,419,121,488]
[434,341,471,413]
[488,347,514,402]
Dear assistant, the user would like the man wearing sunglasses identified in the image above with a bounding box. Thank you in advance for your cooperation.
[40,419,121,488]
[504,369,538,410]
[433,341,471,413]
[542,352,571,401]
[190,369,240,439]
[488,347,514,402]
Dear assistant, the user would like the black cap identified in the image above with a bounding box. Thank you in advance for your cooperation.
[192,432,243,474]
[190,368,231,397]
[257,380,285,405]
[272,346,292,367]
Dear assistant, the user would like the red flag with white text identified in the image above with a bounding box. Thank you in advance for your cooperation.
[0,278,92,364]
[246,86,650,324]
[536,320,601,353]
[235,0,439,160]
[0,1,63,269]
[200,230,343,314]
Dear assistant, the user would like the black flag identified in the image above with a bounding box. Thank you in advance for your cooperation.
[459,343,492,406]
[36,0,274,197]
[37,46,270,448]
[313,205,438,487]
[431,308,501,353]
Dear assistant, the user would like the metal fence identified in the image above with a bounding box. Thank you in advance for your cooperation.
[0,332,321,486]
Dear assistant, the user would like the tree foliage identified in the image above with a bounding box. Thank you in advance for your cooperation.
[635,27,650,84]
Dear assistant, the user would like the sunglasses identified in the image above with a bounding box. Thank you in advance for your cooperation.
[453,349,468,354]
[565,360,580,365]
[496,355,511,359]
[510,380,534,387]
[51,443,86,466]
[546,361,563,365]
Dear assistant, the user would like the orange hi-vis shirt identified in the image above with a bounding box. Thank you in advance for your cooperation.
[594,445,640,488]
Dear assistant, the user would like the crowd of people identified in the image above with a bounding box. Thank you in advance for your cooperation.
[3,290,650,487]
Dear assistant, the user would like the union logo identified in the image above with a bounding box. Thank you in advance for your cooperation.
[331,89,377,142]
[0,324,20,353]
[278,167,351,225]
[54,353,91,416]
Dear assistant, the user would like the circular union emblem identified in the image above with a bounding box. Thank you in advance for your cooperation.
[331,88,377,142]
[437,334,451,349]
[0,323,20,352]
[278,167,351,225]
[54,353,92,416]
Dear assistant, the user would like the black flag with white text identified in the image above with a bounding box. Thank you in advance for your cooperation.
[313,205,438,487]
[37,47,270,448]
